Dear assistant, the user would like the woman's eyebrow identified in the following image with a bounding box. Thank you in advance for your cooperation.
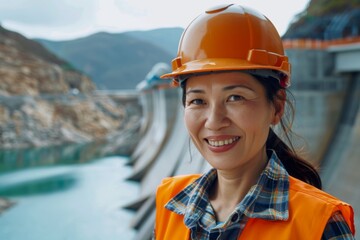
[222,85,255,92]
[186,89,205,95]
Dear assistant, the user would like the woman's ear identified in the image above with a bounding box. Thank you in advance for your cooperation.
[272,89,286,125]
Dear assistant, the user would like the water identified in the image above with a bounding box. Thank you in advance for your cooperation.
[0,143,139,240]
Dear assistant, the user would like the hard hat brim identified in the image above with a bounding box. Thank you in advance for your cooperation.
[160,58,290,87]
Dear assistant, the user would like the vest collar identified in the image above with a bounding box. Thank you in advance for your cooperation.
[165,151,290,229]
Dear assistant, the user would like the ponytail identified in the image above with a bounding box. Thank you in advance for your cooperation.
[267,128,322,189]
[255,74,322,189]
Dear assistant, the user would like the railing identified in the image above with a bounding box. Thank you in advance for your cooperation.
[283,36,360,49]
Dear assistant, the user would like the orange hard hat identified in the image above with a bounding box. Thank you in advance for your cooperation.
[161,3,291,88]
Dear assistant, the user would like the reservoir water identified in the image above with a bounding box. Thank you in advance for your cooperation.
[0,143,139,240]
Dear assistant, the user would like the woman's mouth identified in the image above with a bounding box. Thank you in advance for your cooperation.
[205,137,240,152]
[207,136,240,147]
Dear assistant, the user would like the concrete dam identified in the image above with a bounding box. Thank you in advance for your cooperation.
[118,39,360,239]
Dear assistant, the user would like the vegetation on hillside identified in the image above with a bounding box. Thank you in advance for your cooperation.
[284,0,360,39]
[306,0,360,16]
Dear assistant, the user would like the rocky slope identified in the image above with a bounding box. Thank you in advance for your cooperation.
[0,25,95,95]
[0,25,142,150]
[0,94,141,149]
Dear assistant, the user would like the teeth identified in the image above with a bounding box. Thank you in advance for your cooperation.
[208,137,239,147]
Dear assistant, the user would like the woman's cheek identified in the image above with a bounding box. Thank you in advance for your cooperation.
[228,110,264,137]
[184,109,202,132]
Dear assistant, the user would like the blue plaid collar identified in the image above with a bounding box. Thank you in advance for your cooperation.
[165,151,290,228]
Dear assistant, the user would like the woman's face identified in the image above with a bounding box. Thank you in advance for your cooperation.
[184,71,280,172]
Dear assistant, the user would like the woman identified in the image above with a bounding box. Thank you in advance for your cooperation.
[154,3,355,239]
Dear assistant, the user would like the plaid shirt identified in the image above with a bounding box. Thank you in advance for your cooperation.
[165,151,355,239]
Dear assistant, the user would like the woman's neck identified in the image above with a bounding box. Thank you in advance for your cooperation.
[209,149,268,222]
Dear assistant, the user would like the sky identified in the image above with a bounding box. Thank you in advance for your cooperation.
[0,0,310,41]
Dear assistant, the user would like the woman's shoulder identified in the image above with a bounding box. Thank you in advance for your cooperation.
[156,174,202,204]
[159,174,202,189]
[288,176,349,205]
[288,176,356,234]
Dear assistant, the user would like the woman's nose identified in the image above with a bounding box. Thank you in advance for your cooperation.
[204,104,230,130]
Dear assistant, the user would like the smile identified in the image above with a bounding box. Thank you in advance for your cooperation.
[206,137,240,147]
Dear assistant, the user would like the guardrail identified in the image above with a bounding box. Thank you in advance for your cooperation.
[283,36,360,49]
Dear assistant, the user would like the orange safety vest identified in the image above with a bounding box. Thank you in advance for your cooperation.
[155,174,355,240]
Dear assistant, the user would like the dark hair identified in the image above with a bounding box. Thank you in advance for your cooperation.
[180,74,322,189]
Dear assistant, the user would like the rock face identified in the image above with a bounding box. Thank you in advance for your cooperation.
[0,94,141,149]
[0,25,95,96]
[0,25,142,150]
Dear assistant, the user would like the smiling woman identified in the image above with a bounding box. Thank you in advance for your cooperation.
[153,3,355,240]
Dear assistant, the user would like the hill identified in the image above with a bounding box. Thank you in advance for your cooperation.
[283,0,360,39]
[0,25,95,95]
[125,27,183,57]
[36,28,184,90]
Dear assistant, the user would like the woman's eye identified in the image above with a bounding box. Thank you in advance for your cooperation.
[188,99,204,105]
[228,95,245,102]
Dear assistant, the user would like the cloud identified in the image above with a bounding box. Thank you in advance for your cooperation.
[0,0,96,26]
[0,0,309,40]
[0,0,100,40]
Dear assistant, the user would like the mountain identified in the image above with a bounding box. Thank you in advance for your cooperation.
[36,28,184,90]
[125,27,183,57]
[283,0,360,39]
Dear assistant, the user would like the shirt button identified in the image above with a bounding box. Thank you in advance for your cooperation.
[231,213,239,222]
